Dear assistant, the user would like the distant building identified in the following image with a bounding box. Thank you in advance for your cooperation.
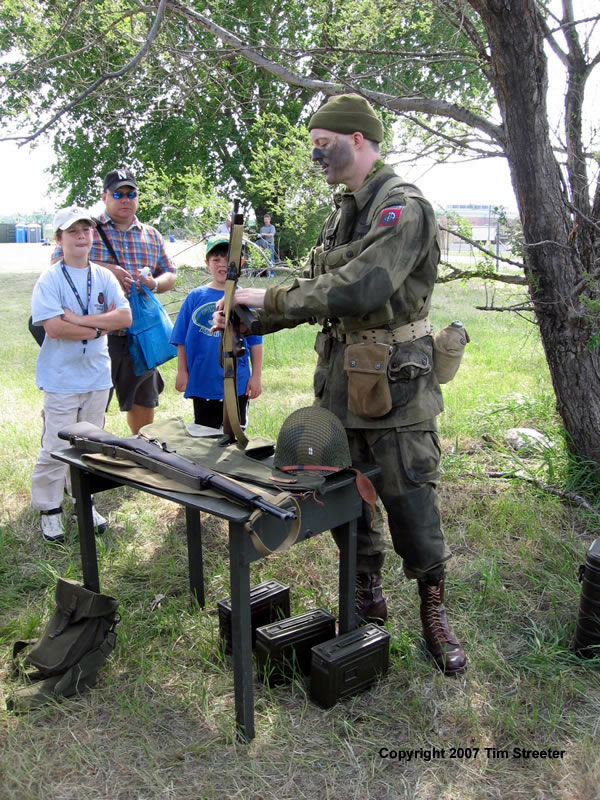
[437,203,519,259]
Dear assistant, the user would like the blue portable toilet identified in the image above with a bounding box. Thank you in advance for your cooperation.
[16,224,26,243]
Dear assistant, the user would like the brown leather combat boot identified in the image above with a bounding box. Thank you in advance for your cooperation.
[356,572,388,624]
[418,579,467,676]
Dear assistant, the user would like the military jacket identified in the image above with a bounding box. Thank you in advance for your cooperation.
[259,165,443,429]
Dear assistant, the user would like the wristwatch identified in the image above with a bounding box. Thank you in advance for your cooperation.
[151,278,158,293]
[95,328,102,339]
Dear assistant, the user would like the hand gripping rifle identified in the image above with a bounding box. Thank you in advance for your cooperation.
[58,422,297,523]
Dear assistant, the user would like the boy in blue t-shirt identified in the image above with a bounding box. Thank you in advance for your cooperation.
[171,236,263,428]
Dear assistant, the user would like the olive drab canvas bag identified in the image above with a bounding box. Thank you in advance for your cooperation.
[8,578,119,712]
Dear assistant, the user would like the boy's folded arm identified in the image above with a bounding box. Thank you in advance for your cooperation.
[42,315,97,341]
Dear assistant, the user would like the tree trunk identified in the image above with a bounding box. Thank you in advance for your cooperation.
[470,0,600,465]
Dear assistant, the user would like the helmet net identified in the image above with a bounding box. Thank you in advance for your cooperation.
[274,406,351,473]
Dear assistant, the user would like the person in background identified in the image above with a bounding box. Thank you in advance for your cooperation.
[216,216,232,235]
[52,168,177,434]
[171,235,262,429]
[32,207,131,542]
[256,214,276,265]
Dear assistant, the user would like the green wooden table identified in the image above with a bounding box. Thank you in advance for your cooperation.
[53,448,379,741]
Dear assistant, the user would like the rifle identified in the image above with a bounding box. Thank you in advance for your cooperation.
[220,199,249,448]
[58,422,297,522]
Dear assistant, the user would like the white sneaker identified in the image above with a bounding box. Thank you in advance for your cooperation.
[40,511,65,543]
[91,505,108,534]
[72,502,108,534]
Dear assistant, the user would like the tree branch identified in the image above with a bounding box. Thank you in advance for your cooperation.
[0,7,142,90]
[1,0,168,145]
[439,264,527,286]
[487,471,600,517]
[439,224,526,269]
[168,0,506,146]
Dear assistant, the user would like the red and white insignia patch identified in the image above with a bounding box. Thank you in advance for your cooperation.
[378,206,404,227]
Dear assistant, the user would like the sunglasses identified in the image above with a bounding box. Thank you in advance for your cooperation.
[111,190,137,199]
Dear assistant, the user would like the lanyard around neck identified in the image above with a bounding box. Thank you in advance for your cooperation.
[61,262,91,351]
[61,262,91,315]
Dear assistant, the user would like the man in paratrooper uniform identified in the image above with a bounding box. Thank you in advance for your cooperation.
[214,94,466,675]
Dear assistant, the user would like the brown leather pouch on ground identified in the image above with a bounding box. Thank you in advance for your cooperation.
[343,342,393,418]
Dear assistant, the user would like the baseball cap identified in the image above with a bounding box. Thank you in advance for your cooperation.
[205,235,230,257]
[53,206,97,231]
[103,168,138,192]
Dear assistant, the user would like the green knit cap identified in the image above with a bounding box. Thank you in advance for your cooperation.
[308,94,384,143]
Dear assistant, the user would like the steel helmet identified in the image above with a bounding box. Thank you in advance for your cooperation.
[274,406,351,474]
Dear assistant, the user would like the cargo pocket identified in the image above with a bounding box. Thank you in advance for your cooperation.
[343,342,392,418]
[398,430,441,486]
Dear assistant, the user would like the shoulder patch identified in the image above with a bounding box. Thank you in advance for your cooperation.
[378,206,404,227]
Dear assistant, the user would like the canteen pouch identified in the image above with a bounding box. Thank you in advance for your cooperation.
[343,341,392,418]
[432,322,469,384]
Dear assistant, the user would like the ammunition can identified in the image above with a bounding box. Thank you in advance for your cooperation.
[218,579,290,655]
[575,538,600,657]
[255,608,336,685]
[310,623,390,708]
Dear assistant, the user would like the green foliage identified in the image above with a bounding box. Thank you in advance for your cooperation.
[248,113,333,259]
[137,166,230,235]
[579,274,600,351]
[0,0,496,248]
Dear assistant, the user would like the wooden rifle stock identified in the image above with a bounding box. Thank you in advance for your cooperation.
[58,422,296,521]
[220,199,248,447]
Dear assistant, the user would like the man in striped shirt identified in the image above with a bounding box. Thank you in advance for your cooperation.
[53,168,177,433]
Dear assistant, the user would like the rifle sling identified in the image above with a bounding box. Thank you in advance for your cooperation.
[70,437,206,492]
[245,493,301,556]
[221,208,249,449]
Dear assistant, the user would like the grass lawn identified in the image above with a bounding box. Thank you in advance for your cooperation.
[1,265,599,799]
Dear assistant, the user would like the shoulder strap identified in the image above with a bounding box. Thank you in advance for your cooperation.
[355,177,423,238]
[95,221,121,266]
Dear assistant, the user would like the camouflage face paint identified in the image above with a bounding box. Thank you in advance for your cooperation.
[311,138,354,185]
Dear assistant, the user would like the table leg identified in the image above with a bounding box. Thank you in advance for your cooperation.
[70,465,100,593]
[338,518,357,635]
[185,508,205,607]
[229,521,255,742]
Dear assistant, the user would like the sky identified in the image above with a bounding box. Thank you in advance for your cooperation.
[0,140,64,217]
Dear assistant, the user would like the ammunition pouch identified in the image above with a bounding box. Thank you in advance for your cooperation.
[344,341,393,418]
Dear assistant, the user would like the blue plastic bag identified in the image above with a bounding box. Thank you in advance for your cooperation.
[127,284,177,376]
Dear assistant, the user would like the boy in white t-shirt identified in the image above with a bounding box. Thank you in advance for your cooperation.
[30,207,132,542]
